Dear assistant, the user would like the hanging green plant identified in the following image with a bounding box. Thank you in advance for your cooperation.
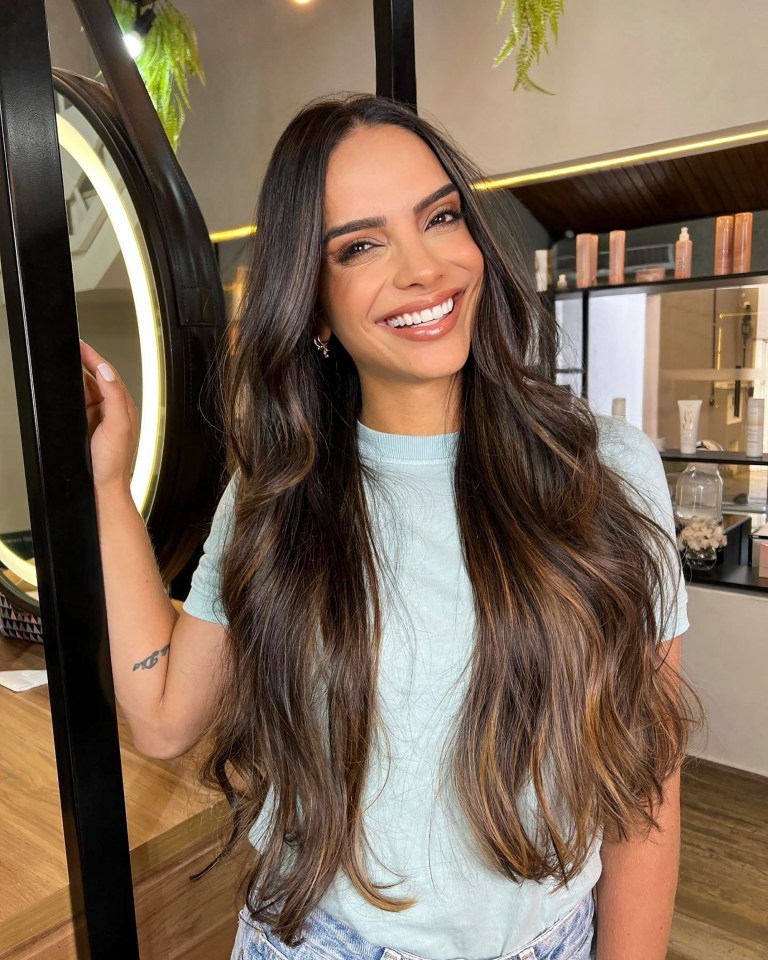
[493,0,564,94]
[106,0,205,150]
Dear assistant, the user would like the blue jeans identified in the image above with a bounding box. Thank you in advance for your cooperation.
[231,889,596,960]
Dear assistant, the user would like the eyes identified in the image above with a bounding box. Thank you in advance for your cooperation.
[332,205,466,265]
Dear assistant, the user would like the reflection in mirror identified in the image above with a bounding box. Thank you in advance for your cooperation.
[654,285,768,516]
[0,90,165,625]
[581,283,768,530]
[554,295,583,397]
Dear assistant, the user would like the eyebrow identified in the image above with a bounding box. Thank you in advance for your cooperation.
[322,183,459,246]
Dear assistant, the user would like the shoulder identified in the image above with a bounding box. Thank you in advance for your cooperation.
[206,469,241,543]
[594,415,671,517]
[595,414,661,475]
[595,414,665,486]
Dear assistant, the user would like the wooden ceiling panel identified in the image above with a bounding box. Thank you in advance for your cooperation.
[510,140,768,236]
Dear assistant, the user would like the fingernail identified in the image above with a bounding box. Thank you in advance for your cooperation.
[97,362,115,382]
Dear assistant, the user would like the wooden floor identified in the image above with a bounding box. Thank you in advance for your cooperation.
[0,622,766,958]
[670,759,768,960]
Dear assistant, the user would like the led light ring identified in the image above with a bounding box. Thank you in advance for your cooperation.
[0,113,163,588]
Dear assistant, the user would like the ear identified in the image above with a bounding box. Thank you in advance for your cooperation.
[313,314,333,342]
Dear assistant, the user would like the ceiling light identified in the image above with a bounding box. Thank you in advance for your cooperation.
[123,4,156,59]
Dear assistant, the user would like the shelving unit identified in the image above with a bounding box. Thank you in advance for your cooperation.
[553,268,768,299]
[659,449,768,465]
[554,274,768,594]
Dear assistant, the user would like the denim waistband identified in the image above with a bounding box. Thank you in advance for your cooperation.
[237,889,595,960]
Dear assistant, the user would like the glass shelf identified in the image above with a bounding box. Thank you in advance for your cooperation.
[552,268,768,300]
[660,449,768,465]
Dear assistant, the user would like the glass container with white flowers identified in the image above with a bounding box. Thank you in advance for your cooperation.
[674,463,727,571]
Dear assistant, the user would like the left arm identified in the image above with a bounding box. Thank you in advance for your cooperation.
[594,634,683,960]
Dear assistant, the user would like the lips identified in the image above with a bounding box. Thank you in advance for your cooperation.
[376,290,464,341]
[376,288,465,326]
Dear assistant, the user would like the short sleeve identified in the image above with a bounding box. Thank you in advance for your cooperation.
[596,416,690,643]
[182,471,239,626]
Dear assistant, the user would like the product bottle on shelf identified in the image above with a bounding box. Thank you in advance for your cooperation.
[714,215,734,275]
[611,397,626,419]
[674,226,693,279]
[609,230,625,284]
[589,234,598,286]
[746,397,765,457]
[733,212,753,273]
[576,234,591,288]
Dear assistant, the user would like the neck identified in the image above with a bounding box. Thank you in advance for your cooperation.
[357,374,462,435]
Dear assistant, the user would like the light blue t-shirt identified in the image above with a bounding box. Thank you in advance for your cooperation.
[183,413,689,960]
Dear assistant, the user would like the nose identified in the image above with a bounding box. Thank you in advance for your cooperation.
[391,232,445,289]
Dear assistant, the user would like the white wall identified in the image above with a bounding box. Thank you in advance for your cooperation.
[175,0,376,232]
[182,0,768,232]
[416,0,768,177]
[47,0,768,233]
[685,584,768,777]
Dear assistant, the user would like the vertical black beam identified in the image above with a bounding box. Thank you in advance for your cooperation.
[373,0,417,110]
[582,291,590,399]
[0,2,140,958]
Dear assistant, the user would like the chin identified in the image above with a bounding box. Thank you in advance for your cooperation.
[401,352,469,382]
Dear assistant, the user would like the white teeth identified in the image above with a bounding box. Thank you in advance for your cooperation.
[385,295,457,328]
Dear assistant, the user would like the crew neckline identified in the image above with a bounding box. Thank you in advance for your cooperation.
[356,419,459,463]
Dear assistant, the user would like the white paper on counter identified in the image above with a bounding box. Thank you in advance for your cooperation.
[0,669,48,692]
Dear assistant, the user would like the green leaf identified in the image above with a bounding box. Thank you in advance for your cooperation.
[107,0,204,150]
[495,0,563,95]
[493,32,518,67]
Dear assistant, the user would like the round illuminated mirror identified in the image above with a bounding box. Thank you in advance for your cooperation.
[0,71,224,636]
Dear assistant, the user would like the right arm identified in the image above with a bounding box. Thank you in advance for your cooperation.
[81,340,229,759]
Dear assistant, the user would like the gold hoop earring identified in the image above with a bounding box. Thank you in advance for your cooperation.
[313,334,330,359]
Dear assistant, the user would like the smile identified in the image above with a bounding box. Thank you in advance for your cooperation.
[384,295,457,328]
[376,290,465,342]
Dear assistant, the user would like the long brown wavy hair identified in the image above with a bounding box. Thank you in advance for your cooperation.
[195,93,701,945]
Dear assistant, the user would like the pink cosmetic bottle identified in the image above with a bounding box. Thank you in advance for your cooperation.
[576,234,591,288]
[675,227,692,279]
[733,212,753,273]
[609,230,625,284]
[714,215,734,275]
[589,234,599,286]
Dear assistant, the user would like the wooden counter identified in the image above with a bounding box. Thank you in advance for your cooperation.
[0,606,248,959]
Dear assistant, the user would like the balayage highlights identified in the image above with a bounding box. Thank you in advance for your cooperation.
[193,93,702,946]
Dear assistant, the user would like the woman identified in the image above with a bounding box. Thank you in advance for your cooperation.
[80,93,699,960]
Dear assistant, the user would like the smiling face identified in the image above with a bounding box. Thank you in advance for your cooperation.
[317,124,484,433]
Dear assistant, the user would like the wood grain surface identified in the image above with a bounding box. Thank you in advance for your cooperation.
[1,629,765,958]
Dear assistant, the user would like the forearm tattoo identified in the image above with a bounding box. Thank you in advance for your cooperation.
[133,643,170,671]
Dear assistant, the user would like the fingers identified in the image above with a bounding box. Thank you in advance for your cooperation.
[79,338,136,433]
[79,339,119,387]
[82,364,103,402]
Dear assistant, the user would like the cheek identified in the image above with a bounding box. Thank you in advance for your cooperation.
[323,268,380,333]
[462,236,485,277]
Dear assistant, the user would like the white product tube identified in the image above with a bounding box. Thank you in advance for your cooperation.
[678,400,702,455]
[746,397,765,457]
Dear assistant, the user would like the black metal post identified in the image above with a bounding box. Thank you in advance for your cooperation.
[373,0,417,110]
[0,2,140,957]
[582,291,589,398]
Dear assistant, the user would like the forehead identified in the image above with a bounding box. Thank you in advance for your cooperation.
[323,125,451,223]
